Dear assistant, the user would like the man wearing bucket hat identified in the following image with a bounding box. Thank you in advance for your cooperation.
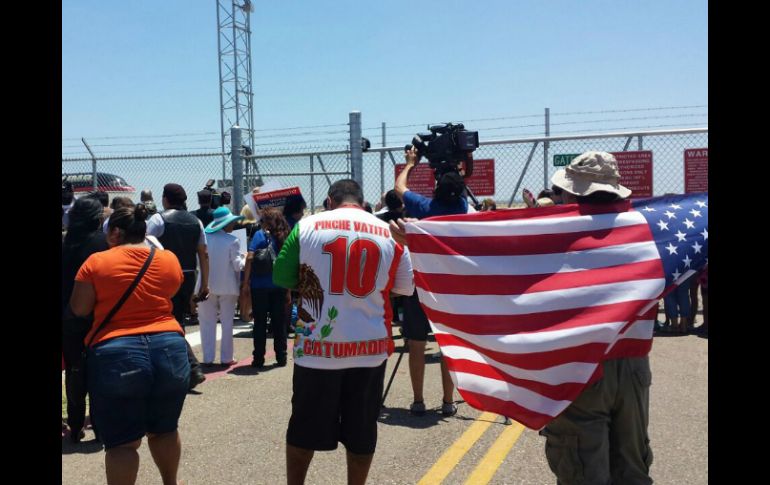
[197,207,246,366]
[539,151,653,485]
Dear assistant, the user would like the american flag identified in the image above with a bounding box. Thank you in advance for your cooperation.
[405,193,708,430]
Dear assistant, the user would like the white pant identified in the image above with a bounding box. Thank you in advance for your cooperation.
[197,294,238,364]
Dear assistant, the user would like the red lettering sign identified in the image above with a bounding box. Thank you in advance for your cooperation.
[395,164,435,197]
[395,159,496,197]
[252,186,305,210]
[684,148,708,193]
[610,151,653,198]
[465,159,495,196]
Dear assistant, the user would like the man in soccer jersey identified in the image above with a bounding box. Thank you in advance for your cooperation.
[273,179,415,485]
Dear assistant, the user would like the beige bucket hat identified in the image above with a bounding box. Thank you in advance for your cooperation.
[551,151,632,198]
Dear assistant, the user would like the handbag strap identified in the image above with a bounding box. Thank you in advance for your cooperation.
[86,245,156,348]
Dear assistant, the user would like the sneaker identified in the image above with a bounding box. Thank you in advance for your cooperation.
[275,356,287,367]
[441,401,458,417]
[189,369,206,390]
[69,428,86,444]
[251,358,265,368]
[409,401,426,416]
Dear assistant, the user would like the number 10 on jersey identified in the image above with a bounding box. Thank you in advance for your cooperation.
[322,236,382,298]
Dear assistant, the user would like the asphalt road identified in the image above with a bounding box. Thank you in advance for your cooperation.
[62,317,708,484]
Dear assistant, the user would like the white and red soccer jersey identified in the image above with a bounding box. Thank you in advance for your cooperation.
[273,205,414,370]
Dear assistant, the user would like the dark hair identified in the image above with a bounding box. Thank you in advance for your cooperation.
[261,208,290,250]
[328,179,364,206]
[537,189,555,200]
[482,198,497,211]
[89,191,109,208]
[162,183,188,208]
[385,189,403,211]
[322,198,330,210]
[283,196,307,218]
[110,196,135,211]
[363,202,373,213]
[551,185,563,196]
[108,204,149,244]
[576,191,621,204]
[434,172,465,205]
[64,197,104,248]
[198,190,212,205]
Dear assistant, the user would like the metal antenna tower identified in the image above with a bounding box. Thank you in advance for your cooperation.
[216,0,260,188]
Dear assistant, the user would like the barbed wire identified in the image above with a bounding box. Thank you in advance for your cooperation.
[62,137,223,149]
[551,104,707,116]
[62,131,220,141]
[481,122,709,140]
[62,146,224,156]
[62,105,707,155]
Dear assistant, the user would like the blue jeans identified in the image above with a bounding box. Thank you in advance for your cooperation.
[87,332,190,449]
[664,281,691,319]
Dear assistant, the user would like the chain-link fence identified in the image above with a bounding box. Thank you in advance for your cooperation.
[365,128,707,207]
[61,153,231,211]
[62,127,706,212]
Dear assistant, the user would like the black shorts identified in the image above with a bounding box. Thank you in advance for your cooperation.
[401,291,431,341]
[287,362,386,455]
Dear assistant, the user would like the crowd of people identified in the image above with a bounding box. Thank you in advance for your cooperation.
[62,149,706,485]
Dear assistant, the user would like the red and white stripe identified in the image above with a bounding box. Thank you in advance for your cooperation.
[405,203,665,429]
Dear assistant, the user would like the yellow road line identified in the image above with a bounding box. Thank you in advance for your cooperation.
[416,412,498,485]
[463,420,526,485]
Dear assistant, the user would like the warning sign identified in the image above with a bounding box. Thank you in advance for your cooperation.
[684,148,708,193]
[395,164,435,197]
[611,151,653,198]
[395,159,496,197]
[465,159,495,196]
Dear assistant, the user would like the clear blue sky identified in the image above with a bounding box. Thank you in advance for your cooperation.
[62,0,707,156]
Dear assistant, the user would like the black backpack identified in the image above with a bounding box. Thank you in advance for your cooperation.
[251,231,276,275]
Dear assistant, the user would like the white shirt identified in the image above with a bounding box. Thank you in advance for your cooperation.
[205,230,245,296]
[288,206,414,369]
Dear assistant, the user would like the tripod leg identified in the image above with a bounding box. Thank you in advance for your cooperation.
[381,343,407,407]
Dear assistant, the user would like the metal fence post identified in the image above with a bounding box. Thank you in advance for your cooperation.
[231,125,244,211]
[638,135,643,150]
[81,138,98,191]
[349,111,363,187]
[544,108,550,189]
[310,154,315,214]
[380,122,386,197]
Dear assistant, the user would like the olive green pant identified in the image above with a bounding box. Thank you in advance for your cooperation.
[540,357,654,485]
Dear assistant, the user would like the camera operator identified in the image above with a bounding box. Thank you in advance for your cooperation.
[395,147,469,218]
[392,146,468,417]
[193,189,215,227]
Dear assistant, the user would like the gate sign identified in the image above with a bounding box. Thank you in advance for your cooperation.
[684,148,708,193]
[553,154,580,167]
[395,159,496,197]
[610,151,653,198]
